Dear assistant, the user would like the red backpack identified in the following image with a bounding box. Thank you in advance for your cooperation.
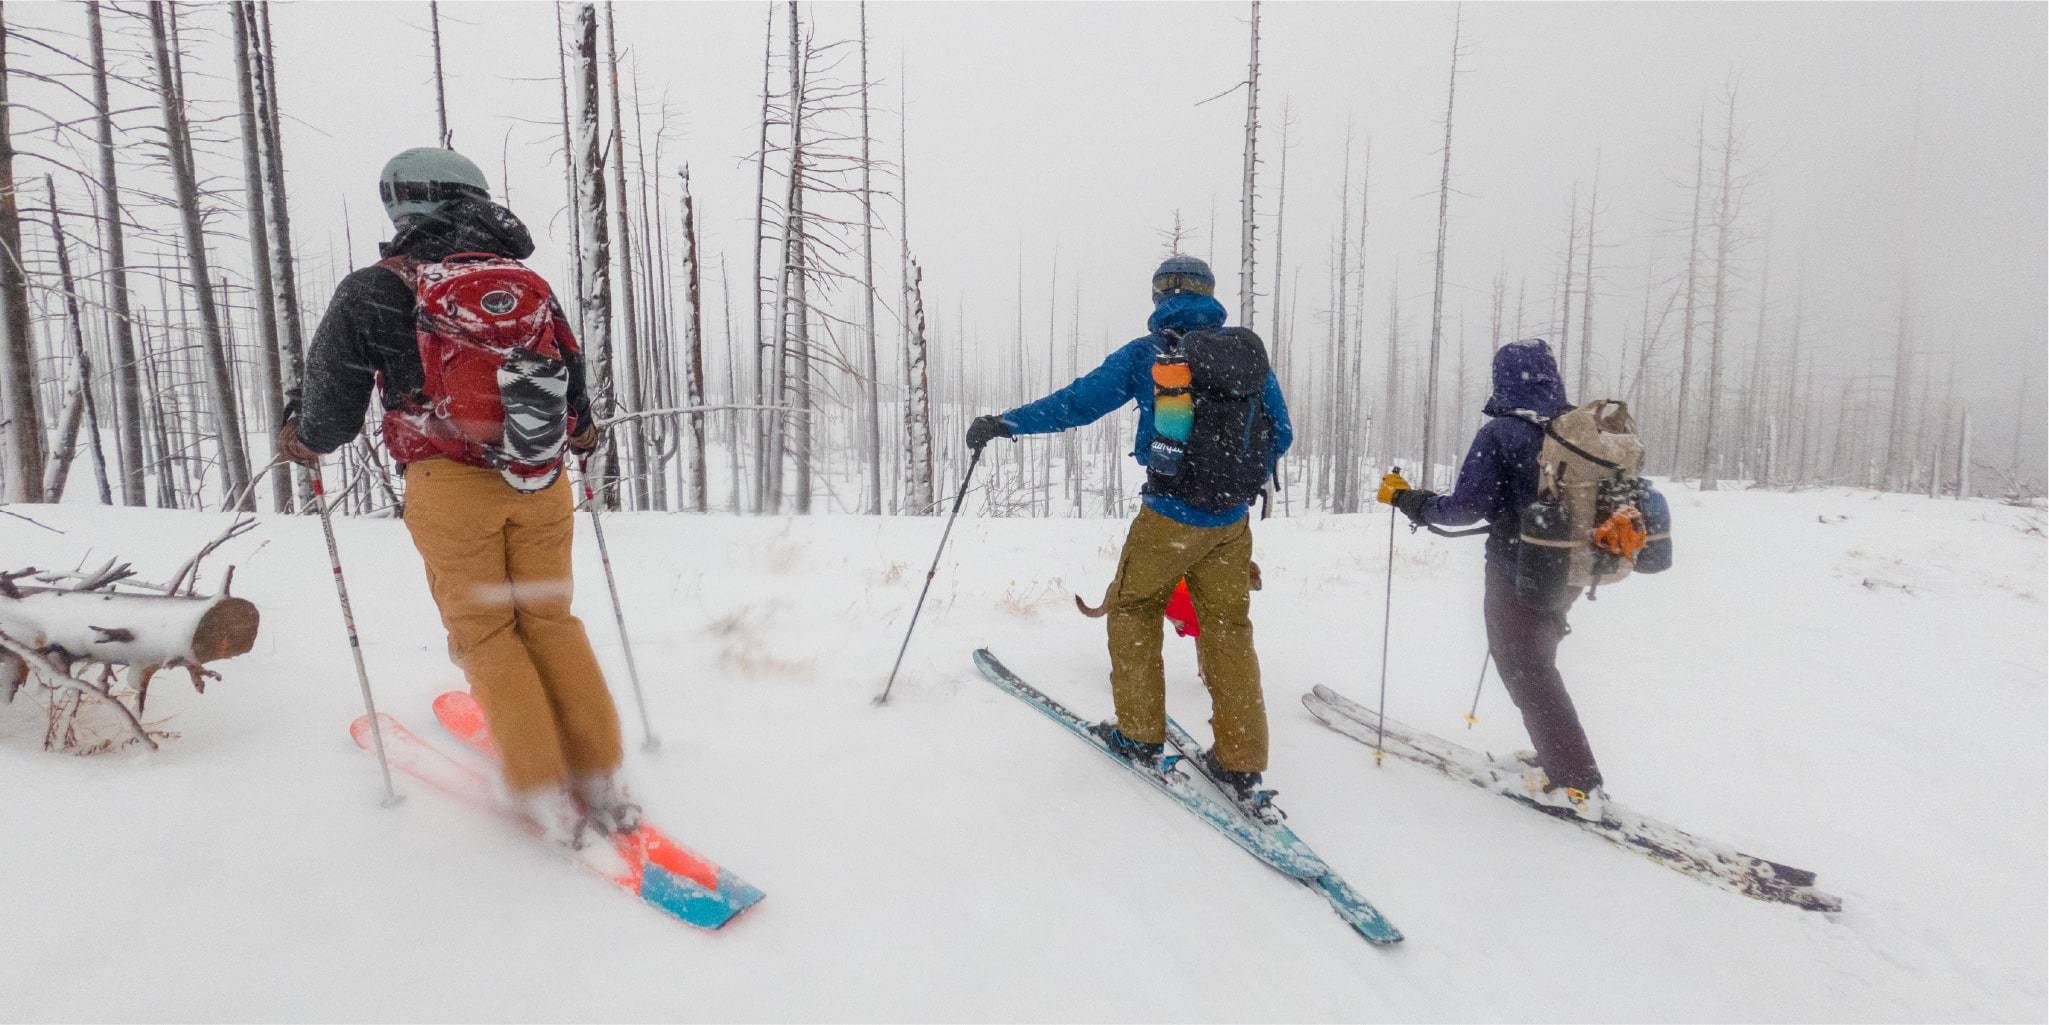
[379,252,578,491]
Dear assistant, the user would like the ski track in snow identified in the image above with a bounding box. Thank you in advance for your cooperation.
[2,485,2042,1021]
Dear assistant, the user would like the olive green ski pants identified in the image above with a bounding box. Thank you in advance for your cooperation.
[1105,506,1267,773]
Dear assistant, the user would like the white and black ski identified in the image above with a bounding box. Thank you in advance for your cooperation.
[1302,684,1841,913]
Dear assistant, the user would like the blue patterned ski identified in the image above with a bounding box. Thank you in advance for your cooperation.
[972,648,1326,881]
[1163,717,1403,945]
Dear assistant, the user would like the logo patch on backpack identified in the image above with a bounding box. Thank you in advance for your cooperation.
[480,289,519,316]
[381,253,576,491]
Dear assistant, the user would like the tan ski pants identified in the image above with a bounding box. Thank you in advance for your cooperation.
[1105,506,1268,772]
[402,459,623,793]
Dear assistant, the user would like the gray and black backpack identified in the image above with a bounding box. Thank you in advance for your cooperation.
[1142,327,1275,513]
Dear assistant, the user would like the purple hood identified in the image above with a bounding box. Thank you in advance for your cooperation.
[1481,338,1571,420]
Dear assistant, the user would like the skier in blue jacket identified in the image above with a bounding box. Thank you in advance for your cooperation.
[1377,338,1605,813]
[966,256,1292,800]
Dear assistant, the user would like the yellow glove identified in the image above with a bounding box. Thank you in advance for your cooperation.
[1376,471,1410,505]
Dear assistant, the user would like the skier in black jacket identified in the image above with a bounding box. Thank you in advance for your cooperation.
[280,166,593,459]
[277,148,633,852]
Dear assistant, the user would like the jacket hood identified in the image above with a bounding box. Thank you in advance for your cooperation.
[381,196,536,262]
[1148,293,1228,336]
[1482,338,1570,419]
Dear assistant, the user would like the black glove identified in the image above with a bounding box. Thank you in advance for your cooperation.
[1390,488,1436,526]
[965,414,1012,453]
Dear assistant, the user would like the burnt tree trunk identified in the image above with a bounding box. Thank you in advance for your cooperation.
[88,0,147,506]
[150,2,253,509]
[0,5,43,502]
[678,165,707,512]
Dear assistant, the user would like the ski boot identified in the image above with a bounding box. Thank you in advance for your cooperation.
[574,773,644,836]
[1519,770,1608,823]
[1088,721,1165,769]
[515,784,632,875]
[1201,750,1285,825]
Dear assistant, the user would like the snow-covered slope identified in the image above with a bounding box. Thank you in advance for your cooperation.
[3,486,2042,1021]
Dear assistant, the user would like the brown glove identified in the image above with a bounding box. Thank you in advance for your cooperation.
[567,420,602,455]
[275,419,323,468]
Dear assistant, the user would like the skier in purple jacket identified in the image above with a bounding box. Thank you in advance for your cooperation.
[1378,339,1606,814]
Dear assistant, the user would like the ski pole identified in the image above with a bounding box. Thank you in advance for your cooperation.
[1464,649,1492,729]
[876,446,983,706]
[312,464,402,807]
[576,456,659,753]
[1373,467,1400,766]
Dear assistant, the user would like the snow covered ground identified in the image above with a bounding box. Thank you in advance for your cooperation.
[3,483,2043,1022]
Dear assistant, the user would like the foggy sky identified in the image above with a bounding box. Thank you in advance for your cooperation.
[23,1,2047,470]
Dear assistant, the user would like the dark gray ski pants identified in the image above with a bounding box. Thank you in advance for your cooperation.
[1484,568,1602,792]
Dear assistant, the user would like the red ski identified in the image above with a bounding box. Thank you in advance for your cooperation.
[348,709,763,930]
[428,691,764,927]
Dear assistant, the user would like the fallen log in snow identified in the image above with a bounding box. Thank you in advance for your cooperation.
[0,589,259,670]
[0,574,264,750]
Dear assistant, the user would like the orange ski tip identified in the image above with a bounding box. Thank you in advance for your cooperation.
[635,826,723,890]
[431,690,500,755]
[348,712,402,748]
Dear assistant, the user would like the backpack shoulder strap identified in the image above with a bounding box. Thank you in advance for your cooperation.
[377,254,422,294]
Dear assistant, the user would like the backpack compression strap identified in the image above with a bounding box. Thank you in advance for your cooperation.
[1511,409,1627,474]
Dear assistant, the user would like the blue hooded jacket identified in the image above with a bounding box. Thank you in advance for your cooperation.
[1418,338,1572,572]
[1000,293,1293,527]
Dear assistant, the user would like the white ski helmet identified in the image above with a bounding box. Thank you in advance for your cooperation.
[378,147,490,225]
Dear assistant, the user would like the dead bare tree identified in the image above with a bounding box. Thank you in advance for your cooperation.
[246,1,310,508]
[231,3,288,512]
[1557,182,1578,387]
[1325,134,1354,507]
[756,5,868,515]
[720,256,742,511]
[748,4,774,512]
[1699,82,1745,492]
[41,178,112,506]
[1238,0,1261,328]
[1268,98,1291,383]
[86,0,146,506]
[1418,5,1463,491]
[1345,136,1370,509]
[903,257,933,513]
[1578,153,1600,400]
[603,2,646,510]
[857,0,882,514]
[764,1,803,511]
[1673,105,1706,476]
[678,165,707,512]
[552,12,582,314]
[1884,104,1924,491]
[0,6,43,503]
[150,1,253,510]
[570,3,616,506]
[429,0,450,145]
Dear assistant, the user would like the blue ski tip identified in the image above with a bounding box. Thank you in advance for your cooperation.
[639,862,765,929]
